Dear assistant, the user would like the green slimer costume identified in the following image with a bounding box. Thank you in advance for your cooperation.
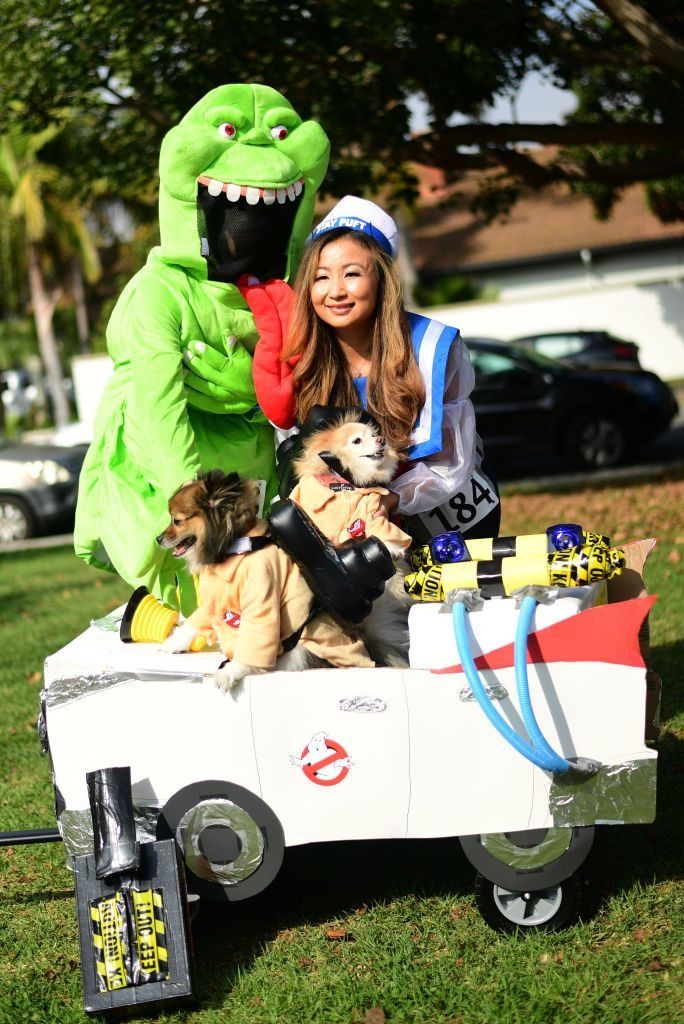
[74,84,330,612]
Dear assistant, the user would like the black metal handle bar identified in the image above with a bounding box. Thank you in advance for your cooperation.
[0,828,62,847]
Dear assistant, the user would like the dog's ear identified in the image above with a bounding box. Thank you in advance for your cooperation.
[231,478,261,536]
[200,471,261,562]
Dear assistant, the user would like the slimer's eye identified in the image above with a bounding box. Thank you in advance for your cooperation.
[352,436,362,445]
[270,125,288,141]
[218,123,237,139]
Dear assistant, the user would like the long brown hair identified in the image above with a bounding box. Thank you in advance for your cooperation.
[284,230,425,452]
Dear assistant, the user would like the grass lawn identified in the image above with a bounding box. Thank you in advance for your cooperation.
[1,472,683,1024]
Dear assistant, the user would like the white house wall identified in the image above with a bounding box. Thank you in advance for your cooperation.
[424,248,684,381]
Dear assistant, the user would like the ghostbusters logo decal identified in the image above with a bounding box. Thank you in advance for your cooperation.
[347,518,366,538]
[290,731,353,786]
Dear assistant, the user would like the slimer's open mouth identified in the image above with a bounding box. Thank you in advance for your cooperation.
[197,177,304,283]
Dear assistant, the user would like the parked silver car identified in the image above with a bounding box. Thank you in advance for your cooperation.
[0,441,86,542]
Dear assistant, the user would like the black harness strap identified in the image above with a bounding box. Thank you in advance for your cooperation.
[280,598,323,652]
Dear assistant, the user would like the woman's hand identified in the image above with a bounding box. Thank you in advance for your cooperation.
[372,490,400,519]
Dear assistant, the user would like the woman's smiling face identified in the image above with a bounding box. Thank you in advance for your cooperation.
[310,236,379,340]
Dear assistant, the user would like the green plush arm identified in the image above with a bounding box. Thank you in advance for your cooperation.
[183,336,259,414]
[121,278,202,501]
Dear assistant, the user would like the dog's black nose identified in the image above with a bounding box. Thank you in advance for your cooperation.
[155,533,165,545]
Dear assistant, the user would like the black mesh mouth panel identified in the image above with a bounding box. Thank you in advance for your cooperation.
[197,184,303,283]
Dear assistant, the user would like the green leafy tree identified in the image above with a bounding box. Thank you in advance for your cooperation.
[0,0,682,220]
[0,125,101,426]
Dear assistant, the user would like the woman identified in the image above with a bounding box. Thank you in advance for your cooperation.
[241,195,501,541]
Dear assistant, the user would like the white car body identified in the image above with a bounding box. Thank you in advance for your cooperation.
[43,586,656,870]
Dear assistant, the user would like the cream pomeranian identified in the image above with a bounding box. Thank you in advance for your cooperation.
[288,413,413,666]
[157,470,373,690]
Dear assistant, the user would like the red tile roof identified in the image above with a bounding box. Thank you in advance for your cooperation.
[408,158,684,272]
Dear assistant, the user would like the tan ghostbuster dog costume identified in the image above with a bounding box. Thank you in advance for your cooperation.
[187,520,373,669]
[289,473,413,552]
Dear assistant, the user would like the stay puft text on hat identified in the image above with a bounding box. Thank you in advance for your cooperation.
[311,196,399,259]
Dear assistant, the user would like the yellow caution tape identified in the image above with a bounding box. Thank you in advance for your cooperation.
[404,543,626,601]
[130,888,168,982]
[90,893,131,992]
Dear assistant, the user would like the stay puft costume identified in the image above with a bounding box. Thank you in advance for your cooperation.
[187,521,373,669]
[74,84,330,613]
[242,196,500,541]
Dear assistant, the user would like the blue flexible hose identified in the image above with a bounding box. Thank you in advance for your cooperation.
[452,602,560,772]
[514,596,571,773]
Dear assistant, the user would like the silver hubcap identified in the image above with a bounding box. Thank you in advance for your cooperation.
[0,502,28,542]
[492,884,563,926]
[578,419,622,466]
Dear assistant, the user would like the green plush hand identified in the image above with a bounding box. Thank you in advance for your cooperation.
[183,337,257,414]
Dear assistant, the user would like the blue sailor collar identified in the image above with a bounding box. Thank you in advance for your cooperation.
[406,312,460,460]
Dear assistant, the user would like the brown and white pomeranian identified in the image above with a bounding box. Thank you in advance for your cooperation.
[157,470,372,690]
[289,413,413,666]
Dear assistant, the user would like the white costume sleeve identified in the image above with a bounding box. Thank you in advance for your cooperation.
[392,340,478,517]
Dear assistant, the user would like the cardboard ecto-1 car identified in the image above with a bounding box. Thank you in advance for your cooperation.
[41,540,660,938]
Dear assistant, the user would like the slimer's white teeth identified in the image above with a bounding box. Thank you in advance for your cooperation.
[198,177,304,204]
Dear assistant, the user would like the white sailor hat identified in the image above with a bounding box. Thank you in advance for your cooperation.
[310,195,399,259]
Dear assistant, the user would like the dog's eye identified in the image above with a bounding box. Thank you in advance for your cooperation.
[173,518,183,526]
[352,436,362,445]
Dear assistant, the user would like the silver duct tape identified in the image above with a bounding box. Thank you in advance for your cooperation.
[176,798,264,886]
[133,803,163,844]
[446,589,485,612]
[37,692,49,753]
[58,804,163,865]
[460,681,508,702]
[59,808,94,865]
[45,669,207,709]
[482,828,571,869]
[338,696,387,713]
[550,758,657,826]
[90,610,124,632]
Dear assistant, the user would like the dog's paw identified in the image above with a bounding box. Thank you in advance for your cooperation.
[213,662,248,692]
[161,622,197,653]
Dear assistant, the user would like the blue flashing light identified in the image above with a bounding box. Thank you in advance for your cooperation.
[547,523,583,552]
[429,530,470,563]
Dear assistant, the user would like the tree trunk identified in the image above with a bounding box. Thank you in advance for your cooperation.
[27,242,70,429]
[395,210,417,308]
[593,0,684,76]
[71,258,91,354]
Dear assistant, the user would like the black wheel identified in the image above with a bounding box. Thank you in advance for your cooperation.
[157,780,285,902]
[474,871,582,933]
[563,410,626,469]
[0,494,35,542]
[459,827,594,892]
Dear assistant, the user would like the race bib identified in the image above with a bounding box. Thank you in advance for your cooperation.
[415,468,500,537]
